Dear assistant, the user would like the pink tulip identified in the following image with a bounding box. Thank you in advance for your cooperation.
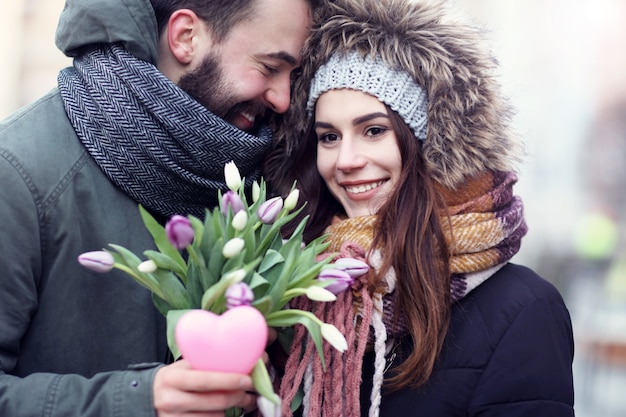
[317,268,354,295]
[165,215,194,250]
[221,191,245,216]
[225,282,254,309]
[333,257,370,278]
[257,196,283,224]
[78,251,115,273]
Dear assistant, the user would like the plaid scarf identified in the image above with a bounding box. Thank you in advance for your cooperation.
[279,170,527,417]
[58,44,272,219]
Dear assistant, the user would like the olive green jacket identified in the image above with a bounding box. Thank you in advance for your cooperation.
[0,0,171,415]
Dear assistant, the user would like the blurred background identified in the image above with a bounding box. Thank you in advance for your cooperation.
[2,0,626,415]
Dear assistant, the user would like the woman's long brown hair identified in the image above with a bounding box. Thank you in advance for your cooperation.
[283,106,451,390]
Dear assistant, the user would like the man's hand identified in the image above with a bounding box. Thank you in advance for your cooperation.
[154,360,256,417]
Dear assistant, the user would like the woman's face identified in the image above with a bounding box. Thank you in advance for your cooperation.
[314,89,402,218]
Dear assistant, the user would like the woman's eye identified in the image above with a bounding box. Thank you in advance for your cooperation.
[366,126,388,137]
[318,133,339,143]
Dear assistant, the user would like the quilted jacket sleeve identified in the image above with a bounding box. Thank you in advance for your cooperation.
[467,272,575,416]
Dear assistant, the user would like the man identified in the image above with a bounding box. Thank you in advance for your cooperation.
[0,0,317,415]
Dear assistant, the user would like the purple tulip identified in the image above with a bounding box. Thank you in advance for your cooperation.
[317,268,354,295]
[78,251,115,273]
[165,215,195,250]
[333,258,370,278]
[221,191,245,216]
[257,196,283,224]
[225,282,254,309]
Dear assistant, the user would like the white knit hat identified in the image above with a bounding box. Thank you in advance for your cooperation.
[307,51,428,141]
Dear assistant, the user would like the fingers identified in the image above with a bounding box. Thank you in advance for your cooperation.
[240,391,259,413]
[154,360,255,416]
[162,360,254,391]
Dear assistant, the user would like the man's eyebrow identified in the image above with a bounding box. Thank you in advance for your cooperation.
[266,51,298,67]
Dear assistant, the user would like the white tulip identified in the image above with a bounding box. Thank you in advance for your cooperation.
[222,237,245,258]
[224,161,242,192]
[231,210,248,231]
[321,323,348,352]
[137,260,158,273]
[252,181,261,203]
[305,286,337,302]
[283,188,300,211]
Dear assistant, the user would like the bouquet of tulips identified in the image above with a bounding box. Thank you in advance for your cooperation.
[78,162,368,416]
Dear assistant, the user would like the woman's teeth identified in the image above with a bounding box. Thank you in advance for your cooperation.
[344,180,385,194]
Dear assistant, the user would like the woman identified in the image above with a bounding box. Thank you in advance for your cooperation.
[269,0,575,416]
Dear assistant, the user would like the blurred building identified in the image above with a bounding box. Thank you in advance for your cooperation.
[0,0,70,119]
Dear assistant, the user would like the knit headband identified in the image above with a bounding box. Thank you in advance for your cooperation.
[307,51,429,141]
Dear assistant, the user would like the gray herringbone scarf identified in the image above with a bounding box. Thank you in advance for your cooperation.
[58,44,272,219]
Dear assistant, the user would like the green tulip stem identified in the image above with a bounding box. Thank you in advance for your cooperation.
[186,245,202,270]
[266,308,323,328]
[251,358,280,404]
[113,263,167,300]
[279,288,306,304]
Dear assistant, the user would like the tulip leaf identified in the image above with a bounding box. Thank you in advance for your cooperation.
[198,211,216,258]
[258,249,284,274]
[143,250,187,279]
[203,238,225,290]
[152,269,190,310]
[249,271,269,291]
[251,359,280,404]
[288,255,333,291]
[108,244,164,296]
[251,294,273,316]
[189,215,204,247]
[210,207,226,240]
[138,205,187,272]
[253,207,302,258]
[185,262,204,307]
[222,249,247,275]
[166,309,191,360]
[267,249,298,312]
[151,293,174,317]
[266,309,326,369]
[241,223,257,263]
[108,244,142,267]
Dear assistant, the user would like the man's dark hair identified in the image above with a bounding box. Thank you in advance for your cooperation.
[150,0,320,42]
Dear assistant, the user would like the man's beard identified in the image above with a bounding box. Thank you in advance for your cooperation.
[177,53,266,133]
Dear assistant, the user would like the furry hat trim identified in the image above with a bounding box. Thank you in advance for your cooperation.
[270,0,524,190]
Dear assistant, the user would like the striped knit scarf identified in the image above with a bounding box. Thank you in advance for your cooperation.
[279,170,527,417]
[57,44,272,219]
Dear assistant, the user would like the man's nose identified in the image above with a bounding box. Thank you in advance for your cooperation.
[263,76,291,114]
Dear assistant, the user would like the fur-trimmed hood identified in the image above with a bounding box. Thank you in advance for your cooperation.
[268,0,523,191]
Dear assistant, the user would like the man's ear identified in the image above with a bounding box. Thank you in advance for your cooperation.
[166,9,208,65]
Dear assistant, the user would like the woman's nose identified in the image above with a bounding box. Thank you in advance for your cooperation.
[335,138,366,172]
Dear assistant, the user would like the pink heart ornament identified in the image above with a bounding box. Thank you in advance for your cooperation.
[175,306,268,374]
